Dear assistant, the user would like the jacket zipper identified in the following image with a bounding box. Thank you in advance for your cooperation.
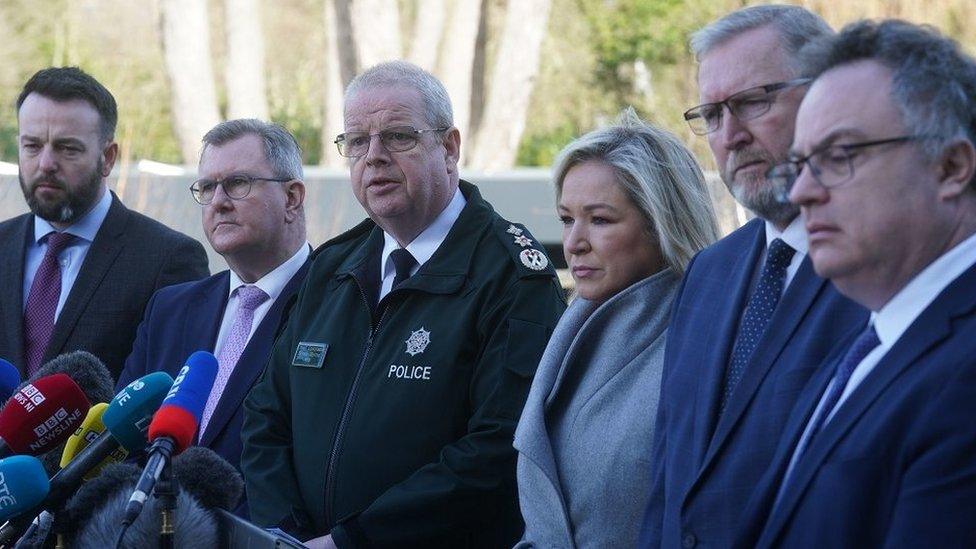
[323,283,391,526]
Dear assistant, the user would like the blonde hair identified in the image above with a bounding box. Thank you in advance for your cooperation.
[553,108,719,273]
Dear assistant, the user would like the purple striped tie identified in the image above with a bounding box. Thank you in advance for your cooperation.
[23,232,74,376]
[199,285,269,436]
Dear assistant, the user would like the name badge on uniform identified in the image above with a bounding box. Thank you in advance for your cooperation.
[292,342,328,368]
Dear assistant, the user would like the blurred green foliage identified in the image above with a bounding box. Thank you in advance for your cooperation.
[0,0,973,168]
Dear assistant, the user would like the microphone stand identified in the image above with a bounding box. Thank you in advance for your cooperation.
[155,465,177,549]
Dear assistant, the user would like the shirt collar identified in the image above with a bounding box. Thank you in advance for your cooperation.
[872,230,976,347]
[764,214,808,257]
[33,186,112,244]
[228,242,310,301]
[381,187,466,277]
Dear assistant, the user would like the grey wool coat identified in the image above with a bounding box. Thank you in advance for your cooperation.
[514,268,680,548]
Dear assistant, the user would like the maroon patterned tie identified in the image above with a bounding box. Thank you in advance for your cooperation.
[23,232,75,375]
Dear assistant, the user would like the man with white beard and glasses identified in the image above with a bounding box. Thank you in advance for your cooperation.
[640,5,866,548]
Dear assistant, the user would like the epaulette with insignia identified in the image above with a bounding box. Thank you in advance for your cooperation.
[490,218,557,278]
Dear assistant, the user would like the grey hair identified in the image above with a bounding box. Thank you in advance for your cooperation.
[553,108,720,274]
[344,60,453,128]
[801,19,976,162]
[201,118,304,180]
[691,4,833,75]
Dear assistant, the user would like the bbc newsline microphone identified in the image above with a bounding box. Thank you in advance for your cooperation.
[0,374,90,459]
[0,359,19,404]
[0,455,49,523]
[122,351,218,526]
[0,372,175,546]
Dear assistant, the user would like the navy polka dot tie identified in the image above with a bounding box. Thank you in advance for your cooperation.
[721,238,796,413]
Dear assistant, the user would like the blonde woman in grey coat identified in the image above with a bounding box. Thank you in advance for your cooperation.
[514,109,719,548]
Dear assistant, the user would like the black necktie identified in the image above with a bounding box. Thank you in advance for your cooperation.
[390,248,417,289]
[721,238,796,413]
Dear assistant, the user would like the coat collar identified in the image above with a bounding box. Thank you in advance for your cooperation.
[335,180,491,297]
[513,268,680,518]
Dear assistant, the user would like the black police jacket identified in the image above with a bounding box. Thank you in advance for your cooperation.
[242,181,566,547]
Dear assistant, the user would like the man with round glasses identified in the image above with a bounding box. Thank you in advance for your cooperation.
[119,119,311,500]
[736,20,976,547]
[242,61,565,548]
[641,6,867,548]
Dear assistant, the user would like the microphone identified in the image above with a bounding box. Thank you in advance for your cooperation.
[59,403,128,479]
[170,446,243,511]
[61,463,220,548]
[0,359,19,403]
[0,456,49,522]
[0,372,175,546]
[122,352,218,525]
[23,351,115,406]
[0,374,89,458]
[103,371,177,454]
[21,351,115,477]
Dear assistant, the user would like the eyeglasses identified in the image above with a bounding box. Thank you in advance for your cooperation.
[766,135,925,199]
[684,78,812,135]
[190,175,292,205]
[334,125,449,158]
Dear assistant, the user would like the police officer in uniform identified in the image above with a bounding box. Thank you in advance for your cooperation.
[242,61,566,548]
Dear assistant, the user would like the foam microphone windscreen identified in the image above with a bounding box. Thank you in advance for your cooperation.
[0,359,19,403]
[147,352,218,454]
[0,455,49,522]
[170,446,243,510]
[24,351,114,405]
[59,463,141,531]
[102,371,174,453]
[60,463,218,549]
[0,374,89,456]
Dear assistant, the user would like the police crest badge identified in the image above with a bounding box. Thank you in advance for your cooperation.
[405,327,431,356]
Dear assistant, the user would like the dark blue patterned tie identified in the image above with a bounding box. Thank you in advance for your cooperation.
[721,238,796,413]
[794,324,880,458]
[390,248,417,289]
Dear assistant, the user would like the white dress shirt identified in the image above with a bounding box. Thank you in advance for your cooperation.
[378,188,466,300]
[23,187,113,319]
[212,242,310,358]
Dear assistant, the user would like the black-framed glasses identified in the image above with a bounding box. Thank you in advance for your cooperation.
[334,125,449,158]
[190,174,292,205]
[684,78,812,135]
[766,135,925,200]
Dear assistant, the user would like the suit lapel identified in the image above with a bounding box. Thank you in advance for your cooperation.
[0,216,32,375]
[703,259,827,465]
[180,272,229,373]
[199,261,310,447]
[689,221,765,465]
[44,195,128,363]
[763,264,976,542]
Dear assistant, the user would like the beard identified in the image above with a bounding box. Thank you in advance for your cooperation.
[722,147,799,227]
[20,159,104,225]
